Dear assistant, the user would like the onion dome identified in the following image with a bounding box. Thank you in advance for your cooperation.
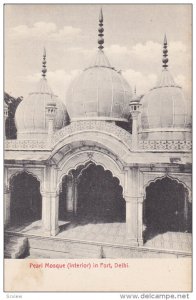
[15,49,69,140]
[139,35,190,140]
[66,8,132,122]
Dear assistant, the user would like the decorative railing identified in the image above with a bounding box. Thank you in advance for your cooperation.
[138,140,192,151]
[53,120,133,148]
[5,138,192,152]
[4,120,192,152]
[5,121,133,151]
[4,139,51,150]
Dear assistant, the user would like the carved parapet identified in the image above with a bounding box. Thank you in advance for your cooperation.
[139,140,192,151]
[5,121,132,151]
[5,139,51,150]
[53,120,132,148]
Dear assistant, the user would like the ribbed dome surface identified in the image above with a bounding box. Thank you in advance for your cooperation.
[66,50,132,122]
[15,78,69,139]
[140,69,188,130]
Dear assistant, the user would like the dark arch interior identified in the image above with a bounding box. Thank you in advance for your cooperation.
[59,163,126,224]
[59,176,69,221]
[77,164,125,223]
[10,172,42,226]
[143,177,192,241]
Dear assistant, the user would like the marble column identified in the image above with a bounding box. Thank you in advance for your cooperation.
[132,114,139,150]
[73,178,78,215]
[125,196,138,245]
[41,165,59,236]
[51,192,59,236]
[137,196,144,246]
[4,186,11,227]
[124,166,143,246]
[41,191,59,236]
[66,175,74,214]
[41,192,51,235]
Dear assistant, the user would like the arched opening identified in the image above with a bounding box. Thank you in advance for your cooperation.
[10,172,42,226]
[143,177,192,241]
[77,164,125,223]
[59,163,125,224]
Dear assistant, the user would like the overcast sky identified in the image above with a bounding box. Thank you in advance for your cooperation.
[4,4,192,106]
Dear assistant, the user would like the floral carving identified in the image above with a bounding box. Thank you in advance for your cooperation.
[139,140,192,151]
[5,139,50,150]
[53,121,132,149]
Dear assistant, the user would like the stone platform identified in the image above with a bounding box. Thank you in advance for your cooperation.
[5,220,192,258]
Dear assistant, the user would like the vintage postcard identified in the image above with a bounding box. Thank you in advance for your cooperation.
[3,4,192,293]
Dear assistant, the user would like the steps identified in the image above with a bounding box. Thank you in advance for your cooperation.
[4,234,29,258]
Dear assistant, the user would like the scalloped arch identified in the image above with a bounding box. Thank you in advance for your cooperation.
[50,121,132,166]
[57,161,124,196]
[144,174,191,200]
[9,170,42,192]
[56,153,125,195]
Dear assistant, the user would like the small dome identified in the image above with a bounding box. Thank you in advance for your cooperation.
[140,69,188,130]
[15,78,69,139]
[139,35,191,140]
[66,50,132,122]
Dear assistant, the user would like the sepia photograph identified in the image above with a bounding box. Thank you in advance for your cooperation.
[3,3,192,292]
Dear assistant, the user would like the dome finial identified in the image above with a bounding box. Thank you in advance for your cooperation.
[42,47,47,78]
[162,34,168,69]
[98,7,104,50]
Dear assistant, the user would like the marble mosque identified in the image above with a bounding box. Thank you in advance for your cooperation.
[4,9,192,258]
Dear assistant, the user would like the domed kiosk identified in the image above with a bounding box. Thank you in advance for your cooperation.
[66,9,132,123]
[15,49,69,140]
[139,35,191,140]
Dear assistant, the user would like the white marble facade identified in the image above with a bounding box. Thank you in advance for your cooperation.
[4,9,192,248]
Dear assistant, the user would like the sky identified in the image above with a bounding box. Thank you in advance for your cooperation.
[4,4,192,107]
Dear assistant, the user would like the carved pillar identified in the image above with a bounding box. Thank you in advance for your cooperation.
[45,102,57,144]
[4,186,11,227]
[131,114,139,150]
[73,178,78,215]
[124,166,143,246]
[42,165,59,236]
[125,196,138,245]
[129,91,141,150]
[41,192,51,234]
[41,191,59,236]
[137,196,144,245]
[51,192,59,236]
[66,175,74,214]
[65,175,78,217]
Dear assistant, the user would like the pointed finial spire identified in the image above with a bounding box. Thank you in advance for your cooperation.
[42,47,47,78]
[131,85,140,102]
[162,34,168,69]
[98,8,104,50]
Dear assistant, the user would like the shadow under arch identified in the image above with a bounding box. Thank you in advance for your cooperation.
[58,162,126,225]
[143,176,192,243]
[56,151,125,195]
[143,174,191,200]
[9,171,42,227]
